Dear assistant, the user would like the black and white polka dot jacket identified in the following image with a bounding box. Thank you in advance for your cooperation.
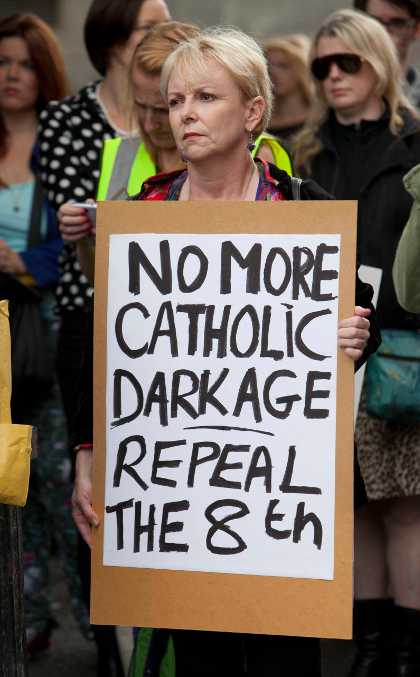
[38,81,116,311]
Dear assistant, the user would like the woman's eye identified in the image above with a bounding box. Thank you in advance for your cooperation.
[200,92,215,101]
[168,98,180,108]
[22,60,35,71]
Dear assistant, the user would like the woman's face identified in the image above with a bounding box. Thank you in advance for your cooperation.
[115,0,170,69]
[167,59,262,164]
[132,68,174,150]
[0,36,39,114]
[267,49,299,97]
[316,36,379,119]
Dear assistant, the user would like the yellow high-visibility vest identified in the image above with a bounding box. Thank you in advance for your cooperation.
[96,138,156,200]
[252,132,293,175]
[96,133,293,200]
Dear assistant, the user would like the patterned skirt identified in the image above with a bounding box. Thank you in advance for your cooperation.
[356,398,420,500]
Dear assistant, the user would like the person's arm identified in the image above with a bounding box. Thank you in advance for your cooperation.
[338,306,371,363]
[0,200,62,285]
[71,309,96,545]
[72,449,98,547]
[58,201,95,284]
[20,204,63,286]
[393,164,420,313]
[20,238,62,286]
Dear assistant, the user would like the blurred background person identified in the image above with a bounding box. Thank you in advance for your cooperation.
[38,1,170,674]
[295,9,420,677]
[0,11,90,658]
[58,20,200,271]
[38,0,170,467]
[58,21,293,279]
[354,0,420,107]
[263,33,312,142]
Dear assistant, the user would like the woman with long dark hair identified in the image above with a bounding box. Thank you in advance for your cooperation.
[0,11,89,658]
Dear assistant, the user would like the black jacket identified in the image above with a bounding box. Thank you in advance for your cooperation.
[305,109,420,329]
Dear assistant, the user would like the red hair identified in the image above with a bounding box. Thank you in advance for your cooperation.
[0,13,69,158]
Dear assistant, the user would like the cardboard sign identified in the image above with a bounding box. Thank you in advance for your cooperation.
[92,200,356,639]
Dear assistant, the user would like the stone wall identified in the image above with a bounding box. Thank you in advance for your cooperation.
[170,0,351,38]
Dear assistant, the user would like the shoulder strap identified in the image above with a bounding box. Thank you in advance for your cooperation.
[27,178,44,248]
[107,138,139,200]
[127,143,157,196]
[291,177,303,201]
[96,137,122,201]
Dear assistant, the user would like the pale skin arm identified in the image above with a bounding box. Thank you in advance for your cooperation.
[58,200,96,284]
[338,306,371,362]
[72,306,372,546]
[72,449,98,547]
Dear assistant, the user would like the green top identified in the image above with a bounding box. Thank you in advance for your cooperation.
[393,164,420,313]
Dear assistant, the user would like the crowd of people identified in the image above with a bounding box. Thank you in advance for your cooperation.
[1,0,420,675]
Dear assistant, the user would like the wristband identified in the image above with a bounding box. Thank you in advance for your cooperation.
[74,443,93,454]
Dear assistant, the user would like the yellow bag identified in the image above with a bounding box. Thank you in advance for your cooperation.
[0,424,32,506]
[0,300,32,506]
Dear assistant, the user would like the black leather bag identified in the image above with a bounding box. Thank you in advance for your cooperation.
[0,273,52,398]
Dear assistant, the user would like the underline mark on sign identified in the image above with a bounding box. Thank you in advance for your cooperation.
[183,425,275,437]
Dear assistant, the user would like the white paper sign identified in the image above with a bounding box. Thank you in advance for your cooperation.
[104,233,340,580]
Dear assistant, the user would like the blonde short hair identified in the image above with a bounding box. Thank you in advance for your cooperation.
[294,9,418,172]
[161,26,273,135]
[263,34,312,106]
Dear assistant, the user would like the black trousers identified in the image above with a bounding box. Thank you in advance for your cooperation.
[171,630,321,676]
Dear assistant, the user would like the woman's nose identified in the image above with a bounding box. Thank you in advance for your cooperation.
[328,62,342,80]
[181,99,197,122]
[6,62,20,80]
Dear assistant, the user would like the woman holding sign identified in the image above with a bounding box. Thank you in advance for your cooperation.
[294,9,420,676]
[72,26,380,677]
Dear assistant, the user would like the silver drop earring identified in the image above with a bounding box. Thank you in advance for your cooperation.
[247,131,256,153]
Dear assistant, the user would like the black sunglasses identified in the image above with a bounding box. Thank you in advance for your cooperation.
[311,53,364,81]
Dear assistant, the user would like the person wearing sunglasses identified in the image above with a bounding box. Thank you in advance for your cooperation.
[295,9,420,677]
[354,0,420,107]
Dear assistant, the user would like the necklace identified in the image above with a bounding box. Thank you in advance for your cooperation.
[8,183,24,213]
